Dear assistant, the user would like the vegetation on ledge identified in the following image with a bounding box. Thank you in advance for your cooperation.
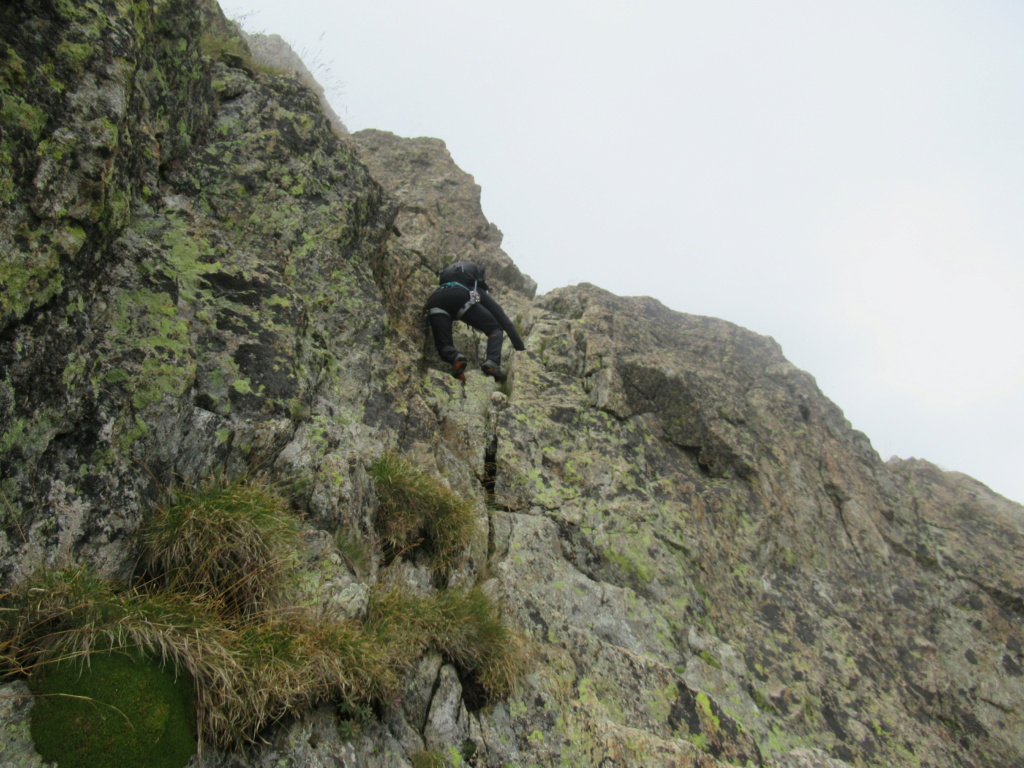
[0,471,528,757]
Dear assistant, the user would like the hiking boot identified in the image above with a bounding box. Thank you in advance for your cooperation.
[451,353,468,381]
[480,359,506,383]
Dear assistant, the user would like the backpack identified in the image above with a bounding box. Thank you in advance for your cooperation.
[438,261,488,291]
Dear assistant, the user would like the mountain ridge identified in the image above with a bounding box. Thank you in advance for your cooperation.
[1,1,1022,766]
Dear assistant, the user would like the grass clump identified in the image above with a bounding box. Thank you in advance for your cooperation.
[3,570,527,749]
[370,453,477,577]
[0,474,528,755]
[1,565,227,675]
[2,566,398,751]
[200,32,248,63]
[141,477,302,615]
[3,565,237,747]
[200,31,295,78]
[410,749,449,768]
[368,584,530,700]
[334,528,372,577]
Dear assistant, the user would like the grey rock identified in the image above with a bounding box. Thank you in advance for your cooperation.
[403,653,444,733]
[769,748,856,768]
[0,684,53,768]
[2,1,1022,767]
[475,701,522,766]
[242,32,349,138]
[190,708,411,768]
[423,664,470,752]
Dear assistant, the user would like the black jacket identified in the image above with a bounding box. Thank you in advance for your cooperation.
[477,291,525,351]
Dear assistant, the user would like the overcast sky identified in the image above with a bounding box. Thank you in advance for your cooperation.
[225,0,1024,505]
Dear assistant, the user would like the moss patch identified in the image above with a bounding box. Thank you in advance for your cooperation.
[28,650,196,768]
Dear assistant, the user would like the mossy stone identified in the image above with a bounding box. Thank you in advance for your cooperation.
[28,650,196,768]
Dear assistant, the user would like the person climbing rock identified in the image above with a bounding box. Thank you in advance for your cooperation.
[426,261,525,382]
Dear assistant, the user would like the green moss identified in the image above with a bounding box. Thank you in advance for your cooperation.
[749,686,774,712]
[159,220,221,300]
[695,691,720,731]
[0,90,48,139]
[54,223,88,256]
[103,368,130,384]
[0,417,29,456]
[114,413,150,453]
[0,149,15,204]
[56,40,96,73]
[603,545,652,587]
[698,650,722,669]
[104,186,132,233]
[648,681,678,726]
[0,227,64,320]
[29,650,196,768]
[105,286,195,410]
[0,409,59,462]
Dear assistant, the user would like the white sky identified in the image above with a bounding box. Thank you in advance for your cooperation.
[225,0,1024,504]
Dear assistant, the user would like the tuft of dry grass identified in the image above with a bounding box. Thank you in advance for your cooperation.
[410,750,449,768]
[369,454,478,578]
[367,583,531,700]
[0,566,400,748]
[1,566,237,745]
[141,478,302,616]
[0,474,528,751]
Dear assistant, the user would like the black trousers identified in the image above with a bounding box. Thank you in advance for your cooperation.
[426,286,503,364]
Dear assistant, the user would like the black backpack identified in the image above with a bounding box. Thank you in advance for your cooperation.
[438,261,489,291]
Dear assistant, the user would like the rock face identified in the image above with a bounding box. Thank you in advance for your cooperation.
[1,2,1022,767]
[242,31,348,138]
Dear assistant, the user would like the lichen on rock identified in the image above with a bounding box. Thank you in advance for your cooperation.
[1,1,1022,766]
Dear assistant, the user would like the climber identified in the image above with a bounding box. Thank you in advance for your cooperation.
[426,261,525,383]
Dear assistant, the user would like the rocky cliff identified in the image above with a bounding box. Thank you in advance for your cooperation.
[1,2,1022,767]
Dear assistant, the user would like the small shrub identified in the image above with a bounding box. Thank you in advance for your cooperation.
[141,478,302,615]
[369,454,477,577]
[29,650,196,768]
[336,700,375,741]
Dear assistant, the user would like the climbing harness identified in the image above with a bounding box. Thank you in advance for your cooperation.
[428,279,481,320]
